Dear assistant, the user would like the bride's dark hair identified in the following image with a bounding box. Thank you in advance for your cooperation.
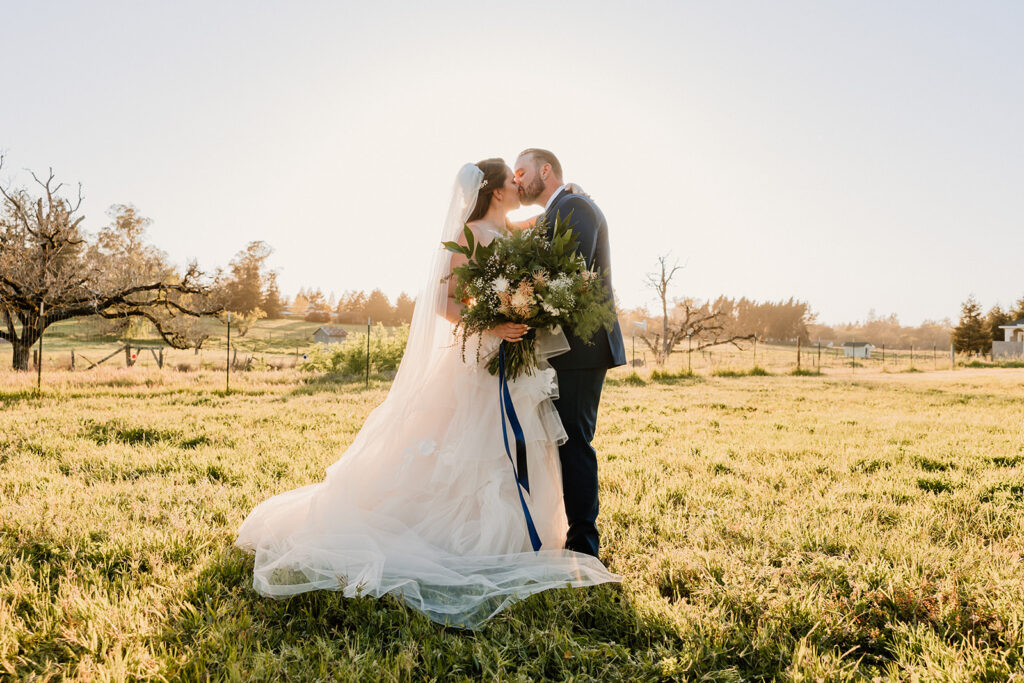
[466,158,507,223]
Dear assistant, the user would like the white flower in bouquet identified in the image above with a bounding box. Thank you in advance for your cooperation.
[550,274,572,291]
[492,275,510,293]
[541,301,561,316]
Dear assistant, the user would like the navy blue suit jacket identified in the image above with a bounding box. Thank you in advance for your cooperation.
[543,189,627,371]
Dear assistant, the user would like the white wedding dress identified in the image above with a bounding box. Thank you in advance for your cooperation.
[234,165,619,629]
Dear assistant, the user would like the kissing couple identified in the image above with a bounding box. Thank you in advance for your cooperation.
[235,149,627,628]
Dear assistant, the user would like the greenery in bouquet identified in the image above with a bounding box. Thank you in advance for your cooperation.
[442,212,616,379]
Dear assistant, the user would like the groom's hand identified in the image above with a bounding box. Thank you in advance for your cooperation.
[489,322,530,343]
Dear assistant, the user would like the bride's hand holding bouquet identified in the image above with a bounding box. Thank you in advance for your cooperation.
[443,213,616,379]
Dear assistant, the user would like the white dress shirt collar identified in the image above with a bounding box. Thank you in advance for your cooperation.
[544,184,568,213]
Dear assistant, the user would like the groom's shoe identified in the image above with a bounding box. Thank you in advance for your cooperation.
[565,526,600,558]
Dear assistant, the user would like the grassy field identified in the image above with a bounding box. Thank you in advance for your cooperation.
[2,315,973,377]
[1,365,1023,680]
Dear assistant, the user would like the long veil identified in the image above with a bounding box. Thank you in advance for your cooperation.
[320,163,482,478]
[387,162,481,392]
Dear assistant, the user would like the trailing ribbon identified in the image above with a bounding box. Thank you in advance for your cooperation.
[498,341,542,552]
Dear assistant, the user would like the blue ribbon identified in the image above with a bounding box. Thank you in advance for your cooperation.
[498,341,542,552]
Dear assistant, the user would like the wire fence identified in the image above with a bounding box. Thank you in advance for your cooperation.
[2,310,1018,392]
[0,312,394,391]
[622,336,1000,377]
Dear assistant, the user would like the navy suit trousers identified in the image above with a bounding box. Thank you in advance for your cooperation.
[552,367,607,558]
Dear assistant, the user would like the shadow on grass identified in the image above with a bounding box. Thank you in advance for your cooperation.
[288,372,395,397]
[154,546,687,680]
[0,389,42,407]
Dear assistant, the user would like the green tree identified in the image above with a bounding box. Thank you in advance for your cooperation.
[394,292,415,324]
[261,271,284,319]
[0,161,220,370]
[985,304,1013,342]
[1009,295,1024,322]
[304,289,331,323]
[290,289,310,318]
[336,290,367,324]
[952,295,988,355]
[364,289,394,324]
[221,241,274,314]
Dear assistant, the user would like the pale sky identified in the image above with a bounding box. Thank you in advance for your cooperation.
[2,1,1022,325]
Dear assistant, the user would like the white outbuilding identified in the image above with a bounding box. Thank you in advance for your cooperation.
[312,326,349,345]
[993,318,1024,358]
[842,341,873,359]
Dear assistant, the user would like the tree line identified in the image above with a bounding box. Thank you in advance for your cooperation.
[952,295,1024,355]
[212,241,417,326]
[621,254,958,362]
[290,288,415,325]
[808,312,951,350]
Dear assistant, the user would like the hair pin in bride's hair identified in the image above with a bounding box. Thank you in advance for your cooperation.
[480,179,488,188]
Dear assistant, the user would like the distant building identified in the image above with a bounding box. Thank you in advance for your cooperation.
[842,341,873,359]
[993,318,1024,358]
[312,326,349,345]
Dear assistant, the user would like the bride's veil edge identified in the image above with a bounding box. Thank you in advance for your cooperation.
[323,163,482,476]
[395,162,482,392]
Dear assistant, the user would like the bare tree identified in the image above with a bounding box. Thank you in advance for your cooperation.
[641,254,753,363]
[0,157,222,370]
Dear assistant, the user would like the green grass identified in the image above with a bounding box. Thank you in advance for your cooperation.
[965,359,1024,369]
[1,367,1023,678]
[648,368,702,384]
[711,365,772,378]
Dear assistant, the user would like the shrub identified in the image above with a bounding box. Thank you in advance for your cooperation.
[300,324,409,375]
[650,369,701,384]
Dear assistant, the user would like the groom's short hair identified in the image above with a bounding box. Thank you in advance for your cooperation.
[519,148,562,181]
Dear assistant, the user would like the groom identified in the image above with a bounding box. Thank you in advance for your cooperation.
[513,148,626,558]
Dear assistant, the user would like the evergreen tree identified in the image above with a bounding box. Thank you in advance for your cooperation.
[985,304,1013,342]
[1010,295,1024,322]
[261,271,284,319]
[394,292,416,324]
[335,290,367,324]
[304,289,332,323]
[364,289,395,324]
[952,295,988,354]
[290,288,310,318]
[222,241,273,313]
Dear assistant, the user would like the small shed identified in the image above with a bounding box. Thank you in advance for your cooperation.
[312,326,349,345]
[843,341,873,359]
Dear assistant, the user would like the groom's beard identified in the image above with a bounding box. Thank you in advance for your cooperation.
[518,177,545,205]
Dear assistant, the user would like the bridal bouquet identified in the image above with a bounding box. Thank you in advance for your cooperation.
[443,214,617,380]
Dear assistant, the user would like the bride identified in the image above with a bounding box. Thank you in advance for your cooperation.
[234,159,619,629]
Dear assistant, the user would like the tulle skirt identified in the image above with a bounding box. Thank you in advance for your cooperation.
[234,334,619,628]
